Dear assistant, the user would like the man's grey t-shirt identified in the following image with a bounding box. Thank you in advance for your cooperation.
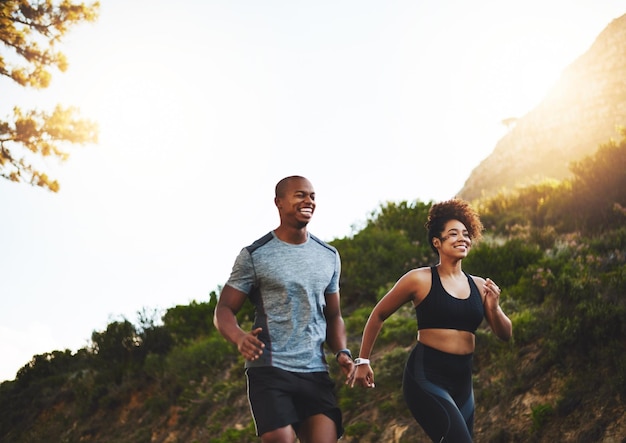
[225,231,341,373]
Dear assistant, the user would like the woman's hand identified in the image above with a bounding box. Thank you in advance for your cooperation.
[482,278,513,341]
[349,363,376,388]
[483,278,501,310]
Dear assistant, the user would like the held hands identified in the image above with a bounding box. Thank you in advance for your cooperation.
[348,362,375,389]
[237,327,265,361]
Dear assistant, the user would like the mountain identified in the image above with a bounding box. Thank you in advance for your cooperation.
[458,13,626,201]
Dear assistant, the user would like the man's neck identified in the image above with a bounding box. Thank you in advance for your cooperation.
[274,226,308,244]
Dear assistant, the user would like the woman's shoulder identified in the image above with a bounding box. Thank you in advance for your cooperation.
[398,266,433,292]
[468,273,486,286]
[405,266,432,279]
[467,274,487,302]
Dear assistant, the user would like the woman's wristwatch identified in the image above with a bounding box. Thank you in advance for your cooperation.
[354,357,370,366]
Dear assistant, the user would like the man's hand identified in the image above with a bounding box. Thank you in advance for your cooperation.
[336,352,355,379]
[237,327,265,361]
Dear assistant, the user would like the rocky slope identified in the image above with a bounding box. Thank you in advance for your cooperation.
[458,13,626,200]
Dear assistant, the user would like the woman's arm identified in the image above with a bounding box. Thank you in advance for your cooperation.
[351,268,428,388]
[478,277,513,341]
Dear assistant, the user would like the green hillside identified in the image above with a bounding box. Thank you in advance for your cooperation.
[1,131,626,442]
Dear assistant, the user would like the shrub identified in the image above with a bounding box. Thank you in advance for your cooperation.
[531,403,554,432]
[166,336,235,383]
[465,238,543,288]
[345,420,375,439]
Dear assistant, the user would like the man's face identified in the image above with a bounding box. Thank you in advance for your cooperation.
[276,178,316,227]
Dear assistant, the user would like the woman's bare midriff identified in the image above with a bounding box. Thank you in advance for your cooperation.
[417,329,476,355]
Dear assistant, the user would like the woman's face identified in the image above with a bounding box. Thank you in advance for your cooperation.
[437,219,472,257]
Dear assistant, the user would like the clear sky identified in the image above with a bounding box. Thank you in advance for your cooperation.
[1,0,624,382]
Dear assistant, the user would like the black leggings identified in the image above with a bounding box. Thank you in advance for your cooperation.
[402,342,474,443]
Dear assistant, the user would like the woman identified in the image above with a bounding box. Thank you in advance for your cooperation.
[350,199,512,442]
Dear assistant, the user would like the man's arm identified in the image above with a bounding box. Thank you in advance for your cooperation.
[324,292,354,377]
[214,285,265,361]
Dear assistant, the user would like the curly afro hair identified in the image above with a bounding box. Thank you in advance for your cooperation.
[425,199,484,254]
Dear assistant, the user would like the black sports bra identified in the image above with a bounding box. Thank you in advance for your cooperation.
[415,266,484,333]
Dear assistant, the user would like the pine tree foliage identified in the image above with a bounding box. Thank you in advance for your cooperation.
[0,0,99,191]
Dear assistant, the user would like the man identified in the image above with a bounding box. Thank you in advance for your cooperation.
[214,175,354,443]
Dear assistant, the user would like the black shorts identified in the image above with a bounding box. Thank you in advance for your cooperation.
[245,366,343,438]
